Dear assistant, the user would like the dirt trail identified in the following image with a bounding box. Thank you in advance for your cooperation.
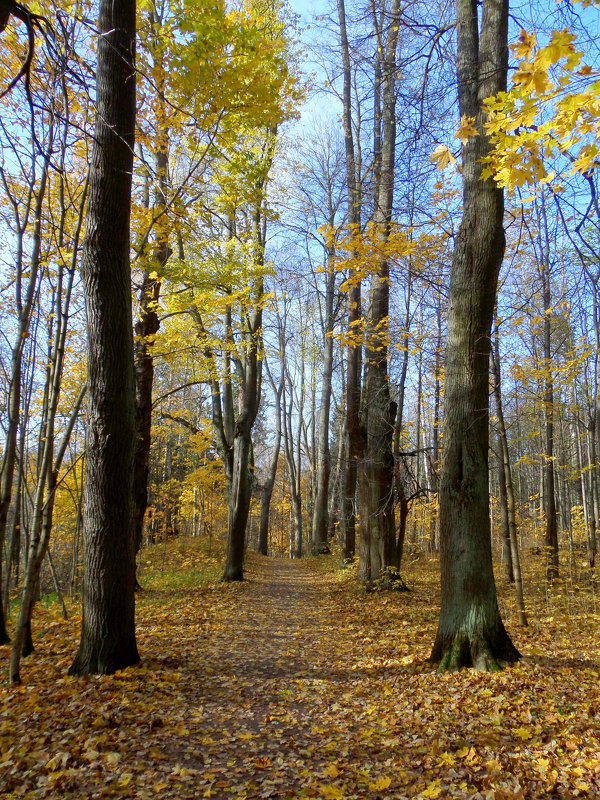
[4,549,600,798]
[167,554,352,797]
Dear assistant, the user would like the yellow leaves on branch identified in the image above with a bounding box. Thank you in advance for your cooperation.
[322,221,422,294]
[484,26,600,190]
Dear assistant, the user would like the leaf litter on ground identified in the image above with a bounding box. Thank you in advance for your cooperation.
[1,537,600,799]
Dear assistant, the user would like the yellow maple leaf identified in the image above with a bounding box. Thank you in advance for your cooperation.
[319,785,345,799]
[323,764,340,779]
[420,780,443,798]
[511,28,536,59]
[436,752,456,767]
[454,114,478,144]
[537,28,577,69]
[429,144,456,171]
[369,775,391,791]
[514,726,533,740]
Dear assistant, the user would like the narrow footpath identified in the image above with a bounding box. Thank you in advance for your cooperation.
[163,554,371,798]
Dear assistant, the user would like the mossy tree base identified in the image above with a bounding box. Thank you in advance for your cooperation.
[432,625,520,673]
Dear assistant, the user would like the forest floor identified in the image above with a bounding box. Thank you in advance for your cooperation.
[1,541,600,799]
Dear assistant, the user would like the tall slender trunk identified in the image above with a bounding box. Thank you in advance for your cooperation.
[338,0,362,562]
[10,161,86,680]
[0,126,55,646]
[312,244,336,554]
[496,436,513,581]
[542,307,559,580]
[357,0,400,584]
[282,377,302,559]
[222,135,274,579]
[492,338,527,626]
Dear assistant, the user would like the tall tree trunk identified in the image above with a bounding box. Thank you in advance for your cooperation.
[9,164,86,681]
[540,254,559,581]
[496,436,514,581]
[258,372,283,556]
[69,0,139,675]
[0,125,55,646]
[133,7,173,564]
[222,136,273,579]
[492,338,527,626]
[312,244,336,554]
[585,432,597,567]
[431,0,519,671]
[357,0,400,584]
[132,207,169,564]
[337,0,362,562]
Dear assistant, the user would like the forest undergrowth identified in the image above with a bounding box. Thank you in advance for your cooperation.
[1,538,600,799]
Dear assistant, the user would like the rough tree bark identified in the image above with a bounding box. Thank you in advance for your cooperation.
[132,146,170,567]
[132,5,173,568]
[337,0,362,562]
[430,0,520,671]
[356,0,400,584]
[69,0,139,675]
[312,241,336,554]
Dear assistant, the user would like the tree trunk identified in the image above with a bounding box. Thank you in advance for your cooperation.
[257,373,283,556]
[69,0,139,675]
[337,0,362,562]
[221,141,273,579]
[431,0,519,671]
[10,268,85,684]
[357,0,399,584]
[0,124,55,646]
[540,255,559,582]
[312,245,336,554]
[492,339,527,626]
[223,427,253,580]
[133,18,172,558]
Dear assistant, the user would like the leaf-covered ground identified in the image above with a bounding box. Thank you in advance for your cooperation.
[1,540,600,799]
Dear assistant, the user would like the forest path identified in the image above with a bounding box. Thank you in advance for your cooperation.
[164,553,363,797]
[3,547,600,799]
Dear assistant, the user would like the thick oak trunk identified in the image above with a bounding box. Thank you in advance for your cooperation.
[431,0,519,670]
[69,0,139,675]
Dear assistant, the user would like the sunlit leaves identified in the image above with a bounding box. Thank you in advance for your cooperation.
[484,27,600,190]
